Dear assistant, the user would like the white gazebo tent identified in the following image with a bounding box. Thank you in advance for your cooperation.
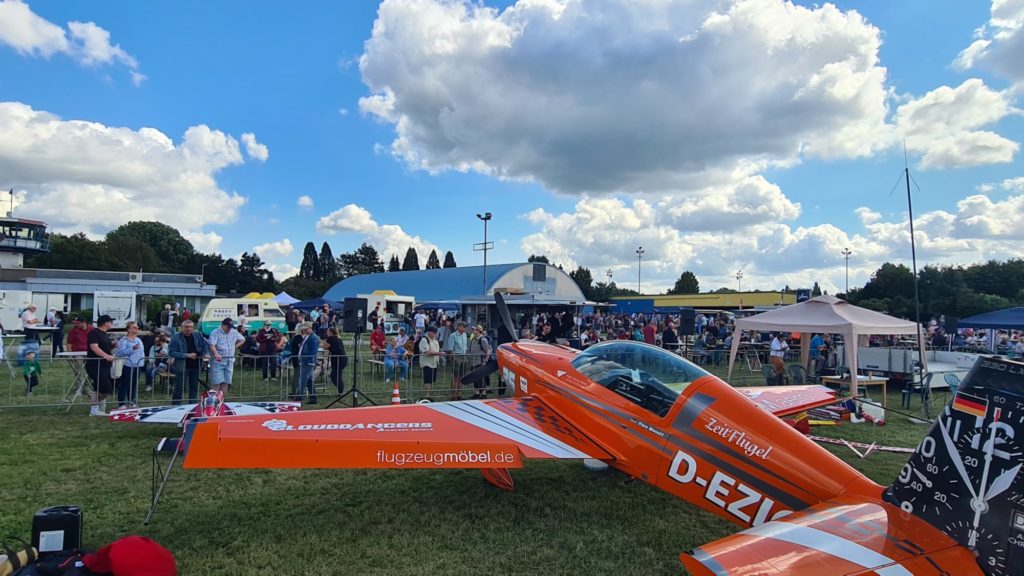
[727,295,920,396]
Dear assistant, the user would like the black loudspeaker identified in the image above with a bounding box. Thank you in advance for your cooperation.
[678,307,696,336]
[343,298,367,333]
[946,316,959,333]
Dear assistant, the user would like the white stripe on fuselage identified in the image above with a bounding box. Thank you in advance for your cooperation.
[426,400,593,459]
[740,521,913,575]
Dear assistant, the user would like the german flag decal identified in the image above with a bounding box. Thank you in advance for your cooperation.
[952,392,988,419]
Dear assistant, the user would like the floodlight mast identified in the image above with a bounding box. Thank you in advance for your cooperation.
[735,270,743,293]
[841,248,852,295]
[474,212,493,294]
[635,247,645,294]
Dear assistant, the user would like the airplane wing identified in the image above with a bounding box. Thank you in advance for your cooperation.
[736,385,838,418]
[109,401,301,424]
[681,498,981,576]
[182,397,613,470]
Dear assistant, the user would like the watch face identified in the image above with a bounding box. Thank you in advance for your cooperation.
[886,357,1024,576]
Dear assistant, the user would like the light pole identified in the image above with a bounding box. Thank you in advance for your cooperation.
[606,268,613,283]
[841,248,852,295]
[474,212,493,294]
[635,247,645,294]
[736,270,743,292]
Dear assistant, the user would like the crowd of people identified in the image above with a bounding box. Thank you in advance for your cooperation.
[36,301,353,416]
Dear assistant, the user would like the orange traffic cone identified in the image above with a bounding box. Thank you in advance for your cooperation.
[391,380,401,405]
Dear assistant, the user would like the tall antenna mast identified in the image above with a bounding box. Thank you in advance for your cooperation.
[903,142,926,392]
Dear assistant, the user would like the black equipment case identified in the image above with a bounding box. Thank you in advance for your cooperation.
[31,506,82,555]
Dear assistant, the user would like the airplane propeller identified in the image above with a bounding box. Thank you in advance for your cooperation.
[462,292,516,386]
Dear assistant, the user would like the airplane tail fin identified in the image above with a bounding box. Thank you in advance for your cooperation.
[884,356,1024,575]
[465,292,516,386]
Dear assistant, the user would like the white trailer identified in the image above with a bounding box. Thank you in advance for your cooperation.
[358,291,415,334]
[93,291,138,329]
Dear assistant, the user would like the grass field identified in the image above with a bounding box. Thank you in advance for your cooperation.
[0,356,936,575]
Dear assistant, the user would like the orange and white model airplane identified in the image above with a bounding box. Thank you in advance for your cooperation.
[182,294,1023,575]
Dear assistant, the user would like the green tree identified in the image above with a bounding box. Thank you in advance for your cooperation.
[105,221,196,271]
[237,252,276,292]
[401,247,420,271]
[811,282,822,296]
[299,241,320,280]
[569,266,594,300]
[26,233,119,270]
[338,243,385,277]
[443,251,457,268]
[857,263,914,302]
[105,234,161,272]
[667,271,699,294]
[527,254,550,263]
[277,277,329,300]
[318,242,338,282]
[387,255,400,272]
[425,249,441,269]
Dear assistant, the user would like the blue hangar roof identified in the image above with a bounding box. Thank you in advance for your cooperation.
[324,263,525,302]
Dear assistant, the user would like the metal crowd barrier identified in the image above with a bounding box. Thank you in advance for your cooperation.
[1,339,765,410]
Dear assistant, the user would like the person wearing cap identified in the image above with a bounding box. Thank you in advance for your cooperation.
[293,322,320,404]
[418,327,441,401]
[468,325,493,399]
[169,319,210,404]
[87,315,116,416]
[20,303,41,342]
[66,314,93,352]
[208,317,245,395]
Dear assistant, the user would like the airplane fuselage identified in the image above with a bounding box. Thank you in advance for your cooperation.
[496,339,882,529]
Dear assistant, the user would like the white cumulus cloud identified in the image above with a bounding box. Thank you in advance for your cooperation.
[0,101,257,242]
[316,203,439,263]
[253,238,294,259]
[240,133,269,162]
[269,263,300,280]
[953,0,1024,87]
[894,79,1020,169]
[296,195,314,209]
[359,0,896,195]
[0,1,143,82]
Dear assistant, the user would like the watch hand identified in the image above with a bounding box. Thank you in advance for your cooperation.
[938,417,978,500]
[911,467,933,488]
[985,463,1022,502]
[970,422,1000,547]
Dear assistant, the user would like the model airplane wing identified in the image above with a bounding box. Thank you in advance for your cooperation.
[109,401,301,424]
[736,385,838,417]
[182,397,613,470]
[681,498,980,576]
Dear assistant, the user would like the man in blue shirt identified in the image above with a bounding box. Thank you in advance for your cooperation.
[169,320,210,405]
[294,322,320,404]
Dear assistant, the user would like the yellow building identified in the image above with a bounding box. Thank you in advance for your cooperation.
[610,292,796,312]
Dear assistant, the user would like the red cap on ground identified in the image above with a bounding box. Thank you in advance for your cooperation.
[83,535,176,576]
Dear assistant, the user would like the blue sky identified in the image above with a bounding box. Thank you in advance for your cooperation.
[1,0,1022,294]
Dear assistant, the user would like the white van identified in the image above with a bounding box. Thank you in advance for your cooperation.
[198,298,286,335]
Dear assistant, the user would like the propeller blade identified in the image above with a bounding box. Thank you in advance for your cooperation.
[495,291,519,343]
[461,358,498,385]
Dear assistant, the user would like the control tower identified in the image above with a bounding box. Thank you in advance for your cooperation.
[0,192,50,268]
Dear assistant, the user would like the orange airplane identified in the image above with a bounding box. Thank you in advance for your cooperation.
[182,294,1022,575]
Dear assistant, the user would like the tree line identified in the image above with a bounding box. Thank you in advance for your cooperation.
[24,221,464,300]
[845,260,1024,322]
